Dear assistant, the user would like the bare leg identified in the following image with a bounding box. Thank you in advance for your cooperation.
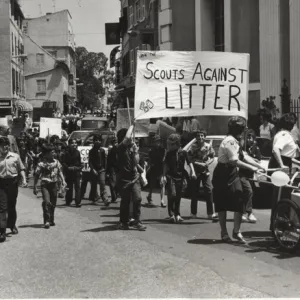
[218,211,227,236]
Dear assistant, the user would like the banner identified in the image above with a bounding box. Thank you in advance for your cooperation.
[134,51,250,120]
[116,108,149,137]
[78,146,92,172]
[39,118,62,138]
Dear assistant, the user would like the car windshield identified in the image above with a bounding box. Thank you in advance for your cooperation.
[81,119,107,130]
[69,131,91,140]
[84,134,115,148]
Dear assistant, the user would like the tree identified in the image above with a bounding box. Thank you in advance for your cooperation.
[76,47,109,108]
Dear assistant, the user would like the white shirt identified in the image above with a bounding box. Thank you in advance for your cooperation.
[291,125,300,143]
[273,130,298,158]
[259,123,274,140]
[218,135,240,163]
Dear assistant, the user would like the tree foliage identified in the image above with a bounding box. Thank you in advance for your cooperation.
[76,47,109,108]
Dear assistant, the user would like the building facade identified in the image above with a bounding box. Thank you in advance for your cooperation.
[116,0,159,107]
[0,0,27,117]
[24,10,76,113]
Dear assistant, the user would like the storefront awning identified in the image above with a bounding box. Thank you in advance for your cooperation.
[15,100,33,112]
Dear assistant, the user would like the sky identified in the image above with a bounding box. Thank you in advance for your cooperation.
[20,0,120,58]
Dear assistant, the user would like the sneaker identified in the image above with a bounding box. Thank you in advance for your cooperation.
[76,204,82,208]
[50,222,56,227]
[129,218,135,226]
[130,222,147,231]
[11,226,18,235]
[104,201,110,207]
[248,213,257,223]
[221,233,232,243]
[176,215,184,223]
[169,215,176,223]
[232,231,246,244]
[190,214,197,219]
[44,222,50,229]
[212,214,219,222]
[116,223,129,230]
[242,215,248,222]
[0,233,6,243]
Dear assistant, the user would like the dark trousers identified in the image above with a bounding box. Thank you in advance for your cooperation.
[90,171,107,202]
[0,178,18,233]
[81,172,92,199]
[167,177,182,217]
[190,174,214,215]
[148,171,161,198]
[240,176,253,215]
[41,182,57,224]
[65,171,81,205]
[119,181,142,224]
[108,170,117,202]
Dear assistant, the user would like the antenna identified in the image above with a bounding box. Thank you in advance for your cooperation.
[52,0,56,12]
[39,3,42,16]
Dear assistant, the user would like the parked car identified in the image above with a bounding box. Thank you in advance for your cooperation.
[80,116,108,130]
[67,130,93,145]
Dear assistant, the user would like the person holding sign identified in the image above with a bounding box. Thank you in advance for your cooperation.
[63,139,82,207]
[161,134,196,223]
[212,117,264,243]
[116,125,146,231]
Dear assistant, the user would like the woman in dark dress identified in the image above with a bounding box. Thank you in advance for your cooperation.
[212,116,263,243]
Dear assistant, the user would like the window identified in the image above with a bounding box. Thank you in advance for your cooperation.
[37,80,46,93]
[12,68,15,95]
[134,1,140,24]
[15,36,17,56]
[16,70,19,94]
[129,6,133,28]
[11,33,14,56]
[130,49,134,75]
[36,53,45,65]
[135,46,139,72]
[48,50,57,58]
[214,0,225,52]
[140,0,145,20]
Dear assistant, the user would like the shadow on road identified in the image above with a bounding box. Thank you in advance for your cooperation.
[81,225,118,232]
[18,224,44,229]
[100,207,119,211]
[99,214,120,218]
[187,238,225,245]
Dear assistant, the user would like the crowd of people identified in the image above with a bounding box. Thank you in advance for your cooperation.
[0,110,299,245]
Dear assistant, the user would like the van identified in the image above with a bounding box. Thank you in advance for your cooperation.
[80,116,108,130]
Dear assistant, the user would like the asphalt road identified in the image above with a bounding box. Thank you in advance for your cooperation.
[0,180,300,298]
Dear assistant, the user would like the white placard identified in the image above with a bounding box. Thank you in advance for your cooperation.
[0,118,8,127]
[116,108,149,137]
[78,146,92,172]
[39,118,62,138]
[134,51,250,120]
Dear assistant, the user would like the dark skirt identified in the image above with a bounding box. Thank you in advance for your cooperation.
[212,163,245,213]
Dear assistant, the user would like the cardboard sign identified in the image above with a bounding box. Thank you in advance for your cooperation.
[116,108,149,137]
[0,118,8,128]
[39,118,62,138]
[78,146,92,172]
[134,51,250,120]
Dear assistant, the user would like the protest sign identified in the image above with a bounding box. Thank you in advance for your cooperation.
[134,51,250,120]
[39,118,62,138]
[78,146,92,172]
[116,108,149,137]
[0,118,8,128]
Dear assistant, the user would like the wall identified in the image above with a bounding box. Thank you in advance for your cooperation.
[0,1,12,100]
[25,10,70,48]
[171,0,196,51]
[25,68,67,112]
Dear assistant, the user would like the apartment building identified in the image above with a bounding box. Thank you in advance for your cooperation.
[0,0,29,117]
[117,0,159,107]
[24,10,76,113]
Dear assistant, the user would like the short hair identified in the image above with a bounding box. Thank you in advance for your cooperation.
[42,144,54,154]
[68,139,77,145]
[260,112,272,122]
[279,113,294,131]
[93,134,102,142]
[246,129,256,140]
[117,128,128,144]
[0,136,10,146]
[50,135,59,143]
[168,133,181,144]
[228,116,246,136]
[194,128,207,137]
[289,112,297,125]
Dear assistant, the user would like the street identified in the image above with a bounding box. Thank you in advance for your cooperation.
[0,182,300,298]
